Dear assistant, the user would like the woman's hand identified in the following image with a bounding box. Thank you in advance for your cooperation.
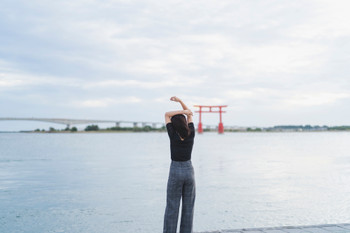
[170,96,181,102]
[183,109,193,116]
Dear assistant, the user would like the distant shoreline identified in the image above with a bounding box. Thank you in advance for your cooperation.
[2,124,350,133]
[1,130,350,134]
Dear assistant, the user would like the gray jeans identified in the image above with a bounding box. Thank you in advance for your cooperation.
[163,160,196,233]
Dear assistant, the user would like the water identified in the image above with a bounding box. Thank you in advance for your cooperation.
[1,132,350,233]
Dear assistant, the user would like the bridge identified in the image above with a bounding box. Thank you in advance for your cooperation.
[0,117,243,131]
[0,117,165,129]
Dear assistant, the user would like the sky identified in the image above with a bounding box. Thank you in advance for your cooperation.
[1,0,350,130]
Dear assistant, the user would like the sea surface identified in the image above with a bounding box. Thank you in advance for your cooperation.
[1,132,350,233]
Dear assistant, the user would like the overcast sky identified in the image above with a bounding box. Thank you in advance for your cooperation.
[1,0,350,130]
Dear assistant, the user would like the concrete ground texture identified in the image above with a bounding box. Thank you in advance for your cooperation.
[197,223,350,233]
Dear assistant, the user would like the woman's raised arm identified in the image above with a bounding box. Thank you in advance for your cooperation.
[170,96,190,110]
[165,97,193,124]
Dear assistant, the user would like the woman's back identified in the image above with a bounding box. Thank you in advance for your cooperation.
[166,122,195,161]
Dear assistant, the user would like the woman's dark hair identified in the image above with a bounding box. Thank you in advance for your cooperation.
[171,114,190,139]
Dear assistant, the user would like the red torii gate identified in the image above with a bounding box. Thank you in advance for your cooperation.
[194,105,227,134]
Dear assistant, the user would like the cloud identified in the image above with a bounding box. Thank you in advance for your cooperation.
[222,88,350,113]
[284,92,350,107]
[0,76,24,87]
[231,42,327,76]
[82,78,203,89]
[287,1,350,39]
[71,96,142,108]
[2,0,350,126]
[0,67,80,90]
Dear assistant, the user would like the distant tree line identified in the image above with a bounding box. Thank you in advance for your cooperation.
[35,124,167,132]
[34,126,78,132]
[265,125,350,131]
[32,124,350,133]
[105,125,165,132]
[271,125,327,130]
[327,126,350,131]
[85,125,99,131]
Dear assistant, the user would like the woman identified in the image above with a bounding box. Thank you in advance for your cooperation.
[163,96,196,233]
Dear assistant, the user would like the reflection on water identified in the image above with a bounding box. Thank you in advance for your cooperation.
[1,132,350,232]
